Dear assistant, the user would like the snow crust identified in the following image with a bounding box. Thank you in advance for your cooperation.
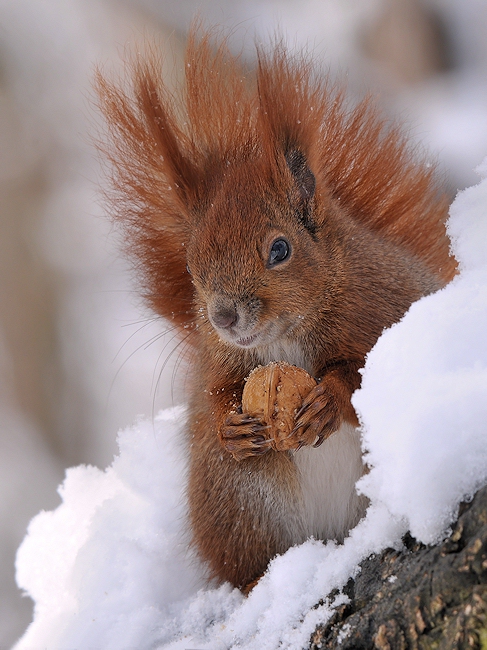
[14,163,487,649]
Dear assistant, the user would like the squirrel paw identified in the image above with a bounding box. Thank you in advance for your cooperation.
[220,412,273,461]
[288,380,343,450]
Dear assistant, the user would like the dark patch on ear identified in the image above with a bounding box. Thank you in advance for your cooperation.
[285,149,317,236]
[285,149,316,202]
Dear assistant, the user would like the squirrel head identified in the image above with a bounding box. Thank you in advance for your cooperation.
[96,29,455,340]
[185,148,341,350]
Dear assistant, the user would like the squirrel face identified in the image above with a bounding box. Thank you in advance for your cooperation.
[186,155,339,351]
[197,227,297,349]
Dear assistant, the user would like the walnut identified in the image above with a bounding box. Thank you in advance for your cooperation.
[242,361,316,451]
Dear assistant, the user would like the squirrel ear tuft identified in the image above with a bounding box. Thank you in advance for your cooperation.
[135,68,200,208]
[285,149,316,204]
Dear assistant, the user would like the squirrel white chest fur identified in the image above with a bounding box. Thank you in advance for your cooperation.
[293,424,366,542]
[256,342,366,542]
[256,340,314,376]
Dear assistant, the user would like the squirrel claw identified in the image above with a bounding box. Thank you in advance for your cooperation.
[313,433,327,448]
[287,422,318,450]
[295,383,326,420]
[288,424,303,440]
[220,411,273,460]
[286,381,343,449]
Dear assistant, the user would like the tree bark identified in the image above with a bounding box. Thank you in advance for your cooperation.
[310,486,487,649]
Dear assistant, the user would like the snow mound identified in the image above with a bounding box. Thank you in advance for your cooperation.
[14,162,487,649]
[15,407,207,649]
[354,159,487,545]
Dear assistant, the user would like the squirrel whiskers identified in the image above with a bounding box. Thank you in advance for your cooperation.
[96,30,456,590]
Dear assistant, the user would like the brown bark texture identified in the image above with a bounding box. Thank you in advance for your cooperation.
[310,485,487,650]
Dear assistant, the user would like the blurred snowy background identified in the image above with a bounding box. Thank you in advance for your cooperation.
[0,0,486,646]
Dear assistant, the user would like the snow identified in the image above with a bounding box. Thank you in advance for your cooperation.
[13,162,487,648]
[354,159,487,545]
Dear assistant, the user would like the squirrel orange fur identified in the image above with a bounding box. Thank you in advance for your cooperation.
[96,31,456,590]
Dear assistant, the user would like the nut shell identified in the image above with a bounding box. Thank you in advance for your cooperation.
[242,361,316,451]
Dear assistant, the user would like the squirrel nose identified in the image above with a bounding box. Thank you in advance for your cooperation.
[211,305,239,329]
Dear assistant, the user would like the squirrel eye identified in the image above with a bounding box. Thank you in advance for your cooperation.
[268,238,291,267]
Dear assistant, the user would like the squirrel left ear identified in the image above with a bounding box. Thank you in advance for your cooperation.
[285,148,316,234]
[285,149,316,203]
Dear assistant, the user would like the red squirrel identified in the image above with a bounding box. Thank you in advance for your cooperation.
[96,31,456,590]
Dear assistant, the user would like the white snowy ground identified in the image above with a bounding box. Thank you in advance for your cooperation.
[13,162,487,649]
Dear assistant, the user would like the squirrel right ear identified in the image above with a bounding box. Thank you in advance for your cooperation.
[95,62,198,330]
[95,58,201,218]
[134,66,200,209]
